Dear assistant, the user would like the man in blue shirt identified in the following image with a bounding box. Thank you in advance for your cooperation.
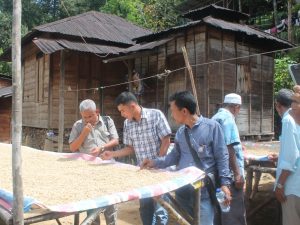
[275,86,300,225]
[141,91,232,225]
[212,93,246,225]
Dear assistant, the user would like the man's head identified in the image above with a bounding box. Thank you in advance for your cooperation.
[79,99,98,125]
[115,92,139,120]
[169,91,197,124]
[275,89,293,117]
[291,85,300,117]
[223,93,242,116]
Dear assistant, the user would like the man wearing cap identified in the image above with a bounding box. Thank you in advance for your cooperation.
[212,93,247,225]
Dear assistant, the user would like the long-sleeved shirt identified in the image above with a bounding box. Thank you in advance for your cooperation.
[276,110,300,197]
[154,116,232,186]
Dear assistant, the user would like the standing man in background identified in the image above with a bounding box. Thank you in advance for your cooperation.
[101,91,171,225]
[212,93,247,225]
[69,99,119,225]
[274,86,300,225]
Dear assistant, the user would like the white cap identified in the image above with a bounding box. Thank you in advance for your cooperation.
[224,93,242,105]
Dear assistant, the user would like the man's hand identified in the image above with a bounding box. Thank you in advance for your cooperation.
[90,147,101,157]
[267,153,278,163]
[83,123,93,136]
[234,174,245,189]
[140,159,155,169]
[221,185,232,206]
[100,151,114,160]
[275,185,286,203]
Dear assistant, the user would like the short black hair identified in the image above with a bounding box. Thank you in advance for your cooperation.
[115,91,138,106]
[275,89,293,108]
[169,91,197,114]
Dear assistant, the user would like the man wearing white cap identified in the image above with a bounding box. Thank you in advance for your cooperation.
[212,93,247,225]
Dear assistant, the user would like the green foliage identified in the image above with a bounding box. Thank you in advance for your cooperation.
[274,57,295,95]
[144,0,185,31]
[101,0,146,26]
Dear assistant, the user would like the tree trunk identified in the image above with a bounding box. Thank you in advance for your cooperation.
[273,0,278,25]
[238,0,242,12]
[12,0,24,224]
[288,0,293,42]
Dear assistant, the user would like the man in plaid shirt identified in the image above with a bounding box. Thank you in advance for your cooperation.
[102,91,171,225]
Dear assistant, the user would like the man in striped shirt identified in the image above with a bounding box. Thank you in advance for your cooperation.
[102,91,171,225]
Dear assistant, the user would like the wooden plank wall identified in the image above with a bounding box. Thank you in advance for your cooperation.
[0,97,12,142]
[0,78,11,88]
[123,25,274,136]
[22,43,50,128]
[50,51,127,130]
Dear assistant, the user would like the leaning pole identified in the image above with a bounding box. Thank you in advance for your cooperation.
[12,0,24,224]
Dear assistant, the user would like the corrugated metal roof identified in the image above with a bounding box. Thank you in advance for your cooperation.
[120,38,173,54]
[0,86,12,98]
[34,11,152,45]
[203,16,292,47]
[33,38,125,55]
[134,16,293,49]
[183,4,249,21]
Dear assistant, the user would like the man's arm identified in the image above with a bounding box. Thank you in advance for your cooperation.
[101,145,134,160]
[158,135,171,157]
[69,123,92,152]
[228,144,244,189]
[275,170,291,202]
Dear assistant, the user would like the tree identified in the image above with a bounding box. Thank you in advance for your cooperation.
[101,0,147,27]
[143,0,185,31]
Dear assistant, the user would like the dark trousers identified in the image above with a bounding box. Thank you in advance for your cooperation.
[214,184,247,225]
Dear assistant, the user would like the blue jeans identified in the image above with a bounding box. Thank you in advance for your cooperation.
[175,184,214,225]
[139,196,168,225]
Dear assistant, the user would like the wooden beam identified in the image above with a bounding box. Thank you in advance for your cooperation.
[58,50,65,152]
[182,46,200,115]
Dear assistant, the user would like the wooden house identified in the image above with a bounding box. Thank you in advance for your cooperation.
[0,74,12,143]
[105,4,293,140]
[0,11,151,151]
[0,6,294,151]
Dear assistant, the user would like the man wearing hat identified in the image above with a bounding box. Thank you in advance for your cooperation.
[212,93,247,225]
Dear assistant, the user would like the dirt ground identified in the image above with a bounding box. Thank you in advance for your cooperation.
[245,142,281,225]
[35,200,142,225]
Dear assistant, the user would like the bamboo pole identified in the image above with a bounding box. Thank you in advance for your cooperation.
[12,0,24,224]
[181,46,200,115]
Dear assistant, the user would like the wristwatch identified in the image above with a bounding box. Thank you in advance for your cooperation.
[100,146,105,152]
[97,146,105,157]
[276,183,284,189]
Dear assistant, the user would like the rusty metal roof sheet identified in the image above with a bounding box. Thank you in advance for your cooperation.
[0,86,12,98]
[120,38,173,54]
[135,16,293,49]
[203,16,292,47]
[33,38,125,55]
[183,4,249,22]
[34,11,152,45]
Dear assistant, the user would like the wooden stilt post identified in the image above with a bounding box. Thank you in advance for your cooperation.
[181,46,200,115]
[58,50,65,152]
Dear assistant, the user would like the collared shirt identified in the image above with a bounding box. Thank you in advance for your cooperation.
[123,107,171,165]
[276,110,300,197]
[212,108,245,177]
[69,116,119,154]
[154,116,232,186]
